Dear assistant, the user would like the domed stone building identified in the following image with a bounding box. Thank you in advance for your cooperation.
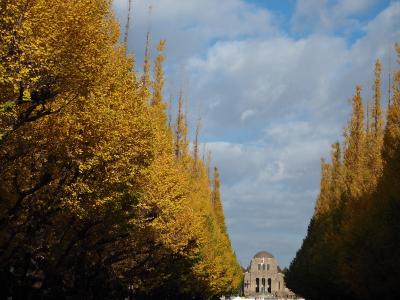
[243,251,293,297]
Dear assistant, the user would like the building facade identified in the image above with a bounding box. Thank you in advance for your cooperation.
[243,251,293,298]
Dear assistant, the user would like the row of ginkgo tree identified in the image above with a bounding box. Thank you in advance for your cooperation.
[0,1,242,299]
[285,44,400,300]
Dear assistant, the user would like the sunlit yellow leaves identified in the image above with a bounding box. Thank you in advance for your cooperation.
[0,0,241,298]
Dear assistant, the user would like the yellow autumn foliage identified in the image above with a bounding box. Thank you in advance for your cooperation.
[0,0,241,299]
[286,44,400,300]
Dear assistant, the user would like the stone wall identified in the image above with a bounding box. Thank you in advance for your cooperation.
[243,252,290,297]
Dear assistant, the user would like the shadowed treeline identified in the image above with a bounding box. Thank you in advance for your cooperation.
[0,1,241,299]
[286,44,400,300]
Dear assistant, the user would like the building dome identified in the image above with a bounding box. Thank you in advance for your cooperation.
[253,251,274,259]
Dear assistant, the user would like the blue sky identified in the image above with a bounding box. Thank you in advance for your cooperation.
[246,0,394,43]
[113,0,400,268]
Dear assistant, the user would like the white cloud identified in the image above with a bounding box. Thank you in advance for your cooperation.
[186,35,351,137]
[334,0,378,16]
[241,109,256,121]
[291,0,380,34]
[113,0,279,66]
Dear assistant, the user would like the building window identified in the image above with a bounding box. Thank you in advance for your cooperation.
[256,278,259,293]
[267,278,272,293]
[262,264,266,270]
[267,264,270,270]
[244,280,250,290]
[258,263,261,270]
